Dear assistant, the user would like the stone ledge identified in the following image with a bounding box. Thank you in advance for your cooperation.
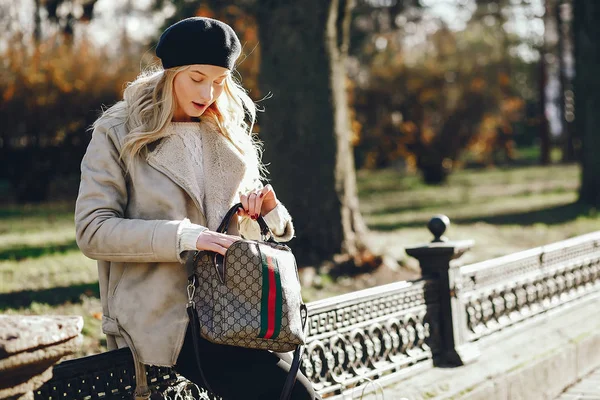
[358,294,600,400]
[0,315,83,400]
[0,315,82,357]
[0,336,82,397]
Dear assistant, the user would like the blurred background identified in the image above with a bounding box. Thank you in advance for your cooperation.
[1,0,597,357]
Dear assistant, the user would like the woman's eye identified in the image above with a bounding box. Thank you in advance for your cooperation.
[191,77,203,83]
[215,79,225,85]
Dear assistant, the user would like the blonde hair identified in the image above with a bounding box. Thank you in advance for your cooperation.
[94,64,264,178]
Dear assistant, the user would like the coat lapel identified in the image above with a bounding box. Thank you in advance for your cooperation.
[146,119,247,231]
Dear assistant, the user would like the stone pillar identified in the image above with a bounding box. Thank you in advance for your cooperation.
[405,215,479,366]
[0,315,83,400]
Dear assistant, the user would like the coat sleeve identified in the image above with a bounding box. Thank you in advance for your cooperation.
[75,123,182,263]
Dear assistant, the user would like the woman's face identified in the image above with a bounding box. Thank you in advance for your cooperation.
[172,64,229,121]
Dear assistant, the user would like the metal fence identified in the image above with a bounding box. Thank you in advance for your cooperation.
[300,279,441,397]
[453,231,600,345]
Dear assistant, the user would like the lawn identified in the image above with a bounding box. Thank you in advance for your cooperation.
[1,162,597,357]
[359,163,592,265]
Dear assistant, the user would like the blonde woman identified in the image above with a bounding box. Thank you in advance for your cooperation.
[75,17,319,400]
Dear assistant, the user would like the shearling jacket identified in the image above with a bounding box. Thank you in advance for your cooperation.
[74,114,294,381]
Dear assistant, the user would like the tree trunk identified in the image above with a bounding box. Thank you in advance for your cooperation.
[256,0,368,266]
[575,0,600,206]
[420,87,489,185]
[33,0,41,42]
[557,0,577,162]
[539,45,551,165]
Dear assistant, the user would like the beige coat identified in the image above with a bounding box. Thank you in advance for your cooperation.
[75,115,294,376]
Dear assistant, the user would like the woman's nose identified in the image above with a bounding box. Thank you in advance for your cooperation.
[198,84,213,103]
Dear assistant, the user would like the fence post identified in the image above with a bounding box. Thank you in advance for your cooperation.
[405,215,479,366]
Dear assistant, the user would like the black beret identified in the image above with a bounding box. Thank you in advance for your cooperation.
[156,17,242,70]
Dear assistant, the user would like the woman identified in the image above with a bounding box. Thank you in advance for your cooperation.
[75,17,319,400]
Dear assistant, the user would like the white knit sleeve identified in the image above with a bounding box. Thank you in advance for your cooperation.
[262,203,288,236]
[265,202,294,242]
[177,218,208,253]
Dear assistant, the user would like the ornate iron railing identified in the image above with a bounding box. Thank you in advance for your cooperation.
[406,219,600,367]
[454,231,600,344]
[301,279,442,397]
[35,280,441,399]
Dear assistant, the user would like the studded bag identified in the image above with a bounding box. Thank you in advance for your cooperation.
[184,202,307,400]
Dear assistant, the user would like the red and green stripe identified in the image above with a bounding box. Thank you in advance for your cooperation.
[258,252,282,339]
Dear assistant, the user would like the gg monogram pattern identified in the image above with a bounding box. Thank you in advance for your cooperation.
[192,240,305,352]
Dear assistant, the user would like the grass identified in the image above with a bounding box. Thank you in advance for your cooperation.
[0,201,102,357]
[358,163,595,266]
[1,161,598,357]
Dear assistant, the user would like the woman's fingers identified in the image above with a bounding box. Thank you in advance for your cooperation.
[214,234,240,247]
[248,192,259,219]
[260,184,273,198]
[207,243,228,256]
[239,190,264,219]
[196,231,242,254]
[259,184,278,216]
[239,192,249,214]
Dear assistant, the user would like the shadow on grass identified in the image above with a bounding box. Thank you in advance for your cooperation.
[367,199,462,216]
[0,208,73,219]
[357,176,427,197]
[367,202,595,232]
[0,240,79,261]
[367,219,431,231]
[0,282,99,310]
[451,202,595,226]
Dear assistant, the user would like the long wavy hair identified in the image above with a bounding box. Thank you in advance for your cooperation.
[93,64,265,178]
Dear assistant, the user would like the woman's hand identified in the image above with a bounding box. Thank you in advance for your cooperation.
[196,230,241,256]
[238,184,278,220]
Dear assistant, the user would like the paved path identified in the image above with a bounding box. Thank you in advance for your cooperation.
[555,368,600,400]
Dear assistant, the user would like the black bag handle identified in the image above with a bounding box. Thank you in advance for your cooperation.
[214,202,281,282]
[185,202,281,283]
[217,202,275,241]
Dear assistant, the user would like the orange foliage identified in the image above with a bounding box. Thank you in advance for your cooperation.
[352,17,529,177]
[0,33,140,148]
[470,77,487,91]
[0,4,262,200]
[0,30,143,201]
[498,72,511,87]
